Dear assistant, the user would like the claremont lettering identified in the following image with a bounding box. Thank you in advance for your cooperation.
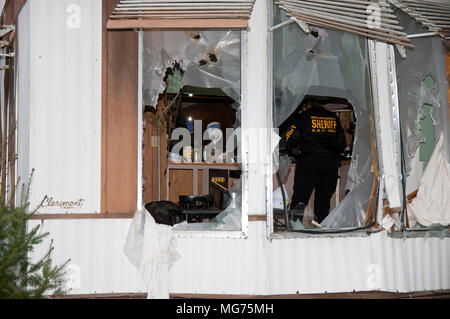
[42,195,86,210]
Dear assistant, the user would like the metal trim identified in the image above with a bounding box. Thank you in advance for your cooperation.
[107,0,255,30]
[276,0,414,48]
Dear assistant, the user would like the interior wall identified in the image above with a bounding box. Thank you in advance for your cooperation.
[102,0,138,213]
[142,98,167,204]
[182,100,236,135]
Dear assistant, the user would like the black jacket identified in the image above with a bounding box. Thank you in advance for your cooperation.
[285,105,346,158]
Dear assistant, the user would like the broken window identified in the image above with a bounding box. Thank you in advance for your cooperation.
[393,9,450,231]
[271,5,378,233]
[141,30,244,231]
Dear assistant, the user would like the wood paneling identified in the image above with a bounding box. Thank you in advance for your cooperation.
[248,215,266,222]
[336,111,353,146]
[102,0,138,213]
[182,100,236,136]
[1,0,27,25]
[169,170,193,204]
[107,18,248,30]
[143,108,168,204]
[0,1,22,205]
[198,170,203,195]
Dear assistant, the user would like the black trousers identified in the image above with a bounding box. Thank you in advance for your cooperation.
[291,154,340,223]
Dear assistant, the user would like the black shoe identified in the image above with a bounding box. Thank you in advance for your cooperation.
[289,203,306,223]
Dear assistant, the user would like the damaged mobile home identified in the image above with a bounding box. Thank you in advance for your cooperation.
[1,0,450,297]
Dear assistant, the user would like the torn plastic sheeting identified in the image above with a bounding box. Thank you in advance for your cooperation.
[143,30,241,107]
[291,218,305,230]
[274,153,291,184]
[394,9,450,175]
[124,210,180,299]
[408,134,450,227]
[322,174,374,228]
[273,5,375,228]
[173,178,242,231]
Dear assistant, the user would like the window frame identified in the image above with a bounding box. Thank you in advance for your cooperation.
[137,30,249,239]
[267,6,384,237]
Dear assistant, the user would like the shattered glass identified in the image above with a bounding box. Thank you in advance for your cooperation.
[394,9,450,176]
[143,30,241,107]
[273,5,376,229]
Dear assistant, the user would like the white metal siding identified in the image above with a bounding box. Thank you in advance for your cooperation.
[28,219,450,295]
[171,226,450,295]
[17,1,31,205]
[20,0,102,214]
[28,219,147,294]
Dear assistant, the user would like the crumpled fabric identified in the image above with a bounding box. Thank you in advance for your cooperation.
[124,210,180,299]
[409,134,450,227]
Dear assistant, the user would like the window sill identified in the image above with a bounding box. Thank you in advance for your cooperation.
[173,230,247,239]
[270,229,373,239]
[388,228,450,239]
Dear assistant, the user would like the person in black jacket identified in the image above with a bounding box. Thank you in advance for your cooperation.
[285,98,346,224]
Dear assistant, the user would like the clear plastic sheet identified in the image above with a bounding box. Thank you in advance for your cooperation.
[173,179,242,231]
[142,30,243,231]
[394,9,450,174]
[143,30,241,107]
[273,6,375,229]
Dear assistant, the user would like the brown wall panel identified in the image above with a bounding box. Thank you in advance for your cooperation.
[1,0,25,203]
[169,170,193,203]
[198,170,203,195]
[182,101,236,134]
[143,111,168,204]
[102,0,138,213]
[1,0,27,25]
